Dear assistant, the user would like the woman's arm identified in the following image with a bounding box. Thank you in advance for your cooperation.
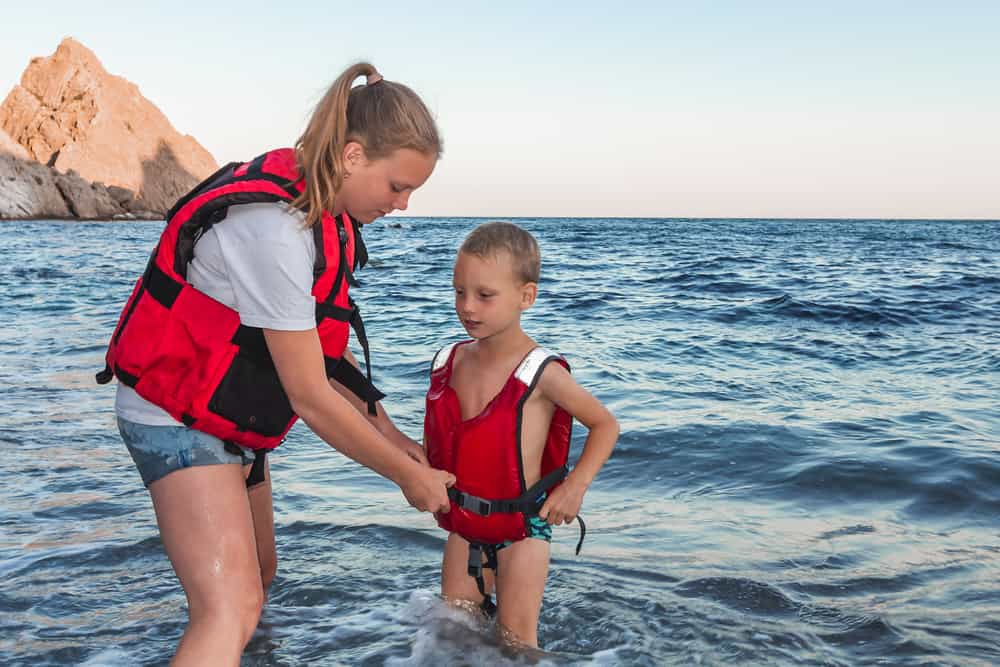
[329,348,428,465]
[264,328,451,511]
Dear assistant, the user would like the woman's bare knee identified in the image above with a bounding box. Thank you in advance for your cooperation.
[189,584,264,644]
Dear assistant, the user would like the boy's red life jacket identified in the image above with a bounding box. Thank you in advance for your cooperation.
[96,148,383,450]
[424,341,573,545]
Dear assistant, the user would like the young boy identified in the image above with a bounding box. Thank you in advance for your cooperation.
[423,221,619,648]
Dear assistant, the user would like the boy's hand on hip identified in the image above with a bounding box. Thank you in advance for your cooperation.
[539,478,586,526]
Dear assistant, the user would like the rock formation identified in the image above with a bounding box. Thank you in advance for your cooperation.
[0,37,217,219]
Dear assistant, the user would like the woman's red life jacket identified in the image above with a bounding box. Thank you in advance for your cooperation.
[424,341,573,544]
[96,148,383,450]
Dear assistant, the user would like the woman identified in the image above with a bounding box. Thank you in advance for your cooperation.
[97,63,453,664]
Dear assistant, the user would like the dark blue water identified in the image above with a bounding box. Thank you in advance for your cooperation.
[1,217,998,666]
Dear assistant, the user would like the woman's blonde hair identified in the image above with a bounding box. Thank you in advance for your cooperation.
[292,62,442,227]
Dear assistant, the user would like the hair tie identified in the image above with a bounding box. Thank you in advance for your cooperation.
[366,72,383,85]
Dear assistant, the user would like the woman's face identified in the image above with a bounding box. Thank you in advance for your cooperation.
[338,144,437,224]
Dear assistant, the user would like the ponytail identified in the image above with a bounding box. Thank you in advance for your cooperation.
[292,62,442,228]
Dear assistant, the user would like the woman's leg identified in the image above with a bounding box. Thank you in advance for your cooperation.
[245,457,277,592]
[149,464,264,666]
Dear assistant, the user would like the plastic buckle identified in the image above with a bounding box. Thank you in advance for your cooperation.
[476,499,492,516]
[467,544,483,577]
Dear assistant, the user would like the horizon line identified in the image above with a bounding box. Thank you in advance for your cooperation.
[3,215,998,224]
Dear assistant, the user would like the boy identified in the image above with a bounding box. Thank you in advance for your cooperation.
[423,221,619,647]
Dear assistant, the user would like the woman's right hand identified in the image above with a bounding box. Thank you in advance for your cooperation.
[399,464,455,513]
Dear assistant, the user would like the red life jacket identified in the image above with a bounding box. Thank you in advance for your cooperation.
[96,148,383,450]
[424,341,573,545]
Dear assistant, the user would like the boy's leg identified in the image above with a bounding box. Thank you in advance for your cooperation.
[244,457,277,592]
[442,532,495,603]
[494,538,550,648]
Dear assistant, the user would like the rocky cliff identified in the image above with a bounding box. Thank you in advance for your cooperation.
[0,38,217,220]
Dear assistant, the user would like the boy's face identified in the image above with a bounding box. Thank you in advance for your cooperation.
[452,250,536,340]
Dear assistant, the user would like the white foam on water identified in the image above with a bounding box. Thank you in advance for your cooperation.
[78,647,134,666]
[388,590,630,666]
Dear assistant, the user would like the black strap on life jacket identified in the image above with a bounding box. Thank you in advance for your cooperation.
[346,299,378,416]
[325,347,386,415]
[223,441,268,488]
[447,465,587,555]
[467,542,499,617]
[453,465,589,616]
[245,450,267,487]
[448,466,566,516]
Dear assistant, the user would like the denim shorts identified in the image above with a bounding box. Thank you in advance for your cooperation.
[117,416,257,487]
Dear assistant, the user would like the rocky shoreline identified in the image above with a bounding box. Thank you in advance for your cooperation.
[0,38,216,221]
[1,149,162,220]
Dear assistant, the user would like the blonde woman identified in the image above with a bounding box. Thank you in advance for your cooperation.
[98,63,453,664]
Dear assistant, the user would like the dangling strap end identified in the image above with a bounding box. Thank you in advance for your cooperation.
[96,364,114,385]
[246,450,268,488]
[575,515,587,556]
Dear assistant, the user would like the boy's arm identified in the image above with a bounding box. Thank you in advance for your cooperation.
[328,348,428,466]
[536,362,619,526]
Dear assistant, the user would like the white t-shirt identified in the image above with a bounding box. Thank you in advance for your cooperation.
[115,202,318,425]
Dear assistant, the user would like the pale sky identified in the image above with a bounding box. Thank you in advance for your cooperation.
[3,2,998,219]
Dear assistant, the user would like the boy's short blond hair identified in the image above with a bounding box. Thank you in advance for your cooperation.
[459,222,541,284]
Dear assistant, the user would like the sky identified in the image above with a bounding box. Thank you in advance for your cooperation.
[2,1,998,219]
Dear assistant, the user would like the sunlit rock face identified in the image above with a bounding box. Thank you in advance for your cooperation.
[0,37,217,219]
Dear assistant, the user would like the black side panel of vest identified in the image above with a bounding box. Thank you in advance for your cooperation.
[207,348,294,437]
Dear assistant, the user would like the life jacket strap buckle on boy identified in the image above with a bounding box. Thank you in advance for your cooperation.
[449,489,493,516]
[447,465,570,518]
